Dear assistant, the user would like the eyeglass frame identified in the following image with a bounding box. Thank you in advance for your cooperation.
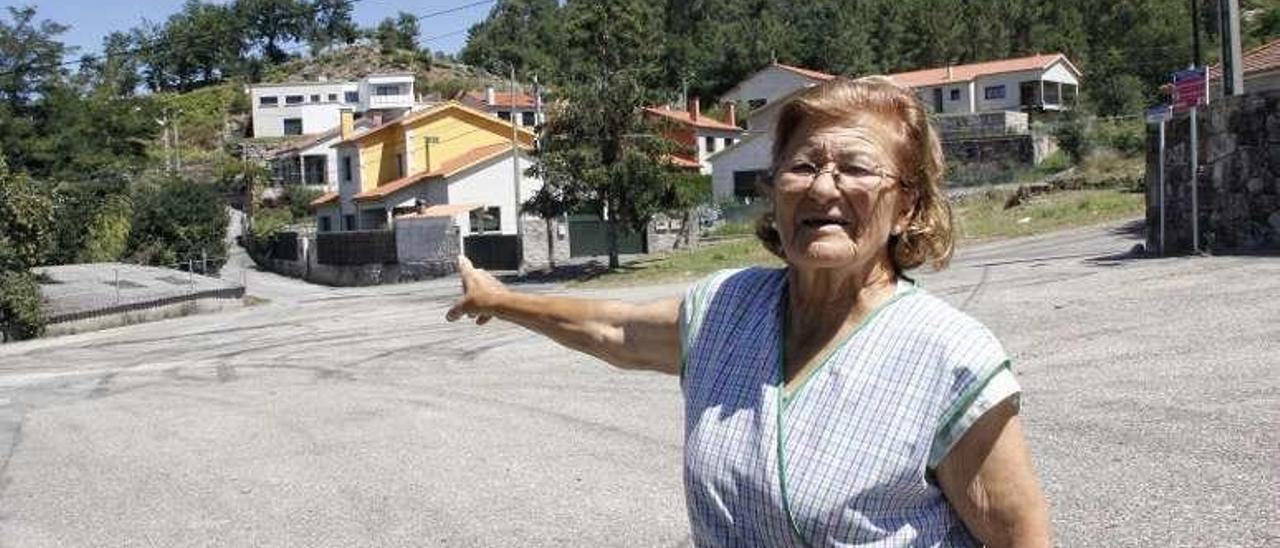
[771,159,903,192]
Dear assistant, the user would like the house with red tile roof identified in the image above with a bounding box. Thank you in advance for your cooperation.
[708,54,1082,200]
[1209,38,1280,97]
[642,98,745,174]
[460,86,545,129]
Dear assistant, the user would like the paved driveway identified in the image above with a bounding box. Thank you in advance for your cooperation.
[0,219,1275,547]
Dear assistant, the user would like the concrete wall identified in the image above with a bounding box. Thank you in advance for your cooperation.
[1145,89,1280,254]
[520,216,570,269]
[942,135,1036,167]
[250,83,357,138]
[710,132,773,200]
[251,235,454,287]
[445,154,542,237]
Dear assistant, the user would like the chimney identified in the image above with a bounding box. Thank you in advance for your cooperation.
[946,65,953,80]
[485,85,496,106]
[339,109,354,140]
[688,95,700,122]
[725,101,737,127]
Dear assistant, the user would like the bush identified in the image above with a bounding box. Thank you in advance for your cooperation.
[285,185,323,221]
[0,270,45,341]
[0,161,55,271]
[1053,113,1093,164]
[78,193,134,263]
[1093,119,1145,157]
[128,176,228,270]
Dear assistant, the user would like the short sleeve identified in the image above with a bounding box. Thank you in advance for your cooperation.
[678,269,740,382]
[927,360,1022,469]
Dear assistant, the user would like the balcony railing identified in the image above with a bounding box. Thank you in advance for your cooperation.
[365,94,413,109]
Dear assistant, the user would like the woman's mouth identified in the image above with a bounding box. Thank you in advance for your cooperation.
[800,217,851,229]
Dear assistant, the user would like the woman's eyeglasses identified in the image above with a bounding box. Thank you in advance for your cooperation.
[774,160,900,192]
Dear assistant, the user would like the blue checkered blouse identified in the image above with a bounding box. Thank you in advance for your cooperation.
[679,268,1020,547]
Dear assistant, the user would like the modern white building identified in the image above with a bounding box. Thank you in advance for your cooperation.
[247,73,416,138]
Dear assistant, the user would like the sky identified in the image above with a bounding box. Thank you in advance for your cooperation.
[18,0,494,60]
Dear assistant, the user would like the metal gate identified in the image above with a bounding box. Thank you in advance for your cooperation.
[567,214,645,257]
[464,234,521,270]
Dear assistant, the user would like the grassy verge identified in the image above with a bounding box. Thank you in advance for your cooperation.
[577,186,1144,287]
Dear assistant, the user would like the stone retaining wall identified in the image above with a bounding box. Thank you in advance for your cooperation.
[1146,89,1280,253]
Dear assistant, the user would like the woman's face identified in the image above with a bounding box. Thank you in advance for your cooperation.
[772,115,915,271]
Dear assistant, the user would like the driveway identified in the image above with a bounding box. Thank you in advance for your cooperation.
[0,218,1275,547]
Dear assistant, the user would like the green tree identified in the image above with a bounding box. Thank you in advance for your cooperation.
[237,0,309,64]
[307,0,359,54]
[0,159,55,271]
[460,0,563,78]
[530,0,686,269]
[128,176,228,270]
[0,270,44,341]
[0,6,70,171]
[374,11,420,54]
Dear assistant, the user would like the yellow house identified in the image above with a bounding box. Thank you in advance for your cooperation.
[311,101,537,233]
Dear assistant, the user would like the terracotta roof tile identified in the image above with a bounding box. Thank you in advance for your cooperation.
[464,90,538,109]
[1209,38,1280,80]
[642,106,743,132]
[665,154,702,169]
[309,191,338,209]
[773,62,837,82]
[888,53,1074,88]
[353,143,520,202]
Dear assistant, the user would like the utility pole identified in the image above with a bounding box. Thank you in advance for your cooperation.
[511,64,525,273]
[1220,0,1245,96]
[1191,0,1203,67]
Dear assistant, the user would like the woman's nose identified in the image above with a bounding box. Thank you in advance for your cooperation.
[807,168,842,200]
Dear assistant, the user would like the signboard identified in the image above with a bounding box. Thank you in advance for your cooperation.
[1146,104,1172,124]
[1172,68,1207,110]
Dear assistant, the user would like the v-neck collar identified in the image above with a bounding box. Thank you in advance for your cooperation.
[775,276,917,407]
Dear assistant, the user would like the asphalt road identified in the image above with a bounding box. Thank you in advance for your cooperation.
[0,219,1276,547]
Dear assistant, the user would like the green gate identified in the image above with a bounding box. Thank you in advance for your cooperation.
[567,214,646,257]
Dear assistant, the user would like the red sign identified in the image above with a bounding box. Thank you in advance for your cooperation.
[1172,68,1207,110]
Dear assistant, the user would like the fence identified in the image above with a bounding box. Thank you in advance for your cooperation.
[316,230,398,265]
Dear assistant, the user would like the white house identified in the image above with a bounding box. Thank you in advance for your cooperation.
[641,98,745,174]
[894,54,1081,114]
[266,119,375,190]
[460,86,546,128]
[708,53,1083,200]
[247,73,416,138]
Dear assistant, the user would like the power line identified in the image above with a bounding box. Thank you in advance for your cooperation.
[0,0,495,79]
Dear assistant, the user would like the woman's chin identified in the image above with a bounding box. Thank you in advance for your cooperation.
[789,238,860,267]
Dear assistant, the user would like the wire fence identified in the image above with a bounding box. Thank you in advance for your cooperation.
[36,252,247,327]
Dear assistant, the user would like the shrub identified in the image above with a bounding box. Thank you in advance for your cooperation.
[0,270,45,341]
[284,185,323,221]
[1093,119,1145,157]
[1053,113,1093,164]
[78,193,134,263]
[128,176,228,270]
[0,161,55,271]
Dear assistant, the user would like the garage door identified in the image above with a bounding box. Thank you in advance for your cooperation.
[567,214,645,257]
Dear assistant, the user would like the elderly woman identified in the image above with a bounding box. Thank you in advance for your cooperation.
[447,77,1051,547]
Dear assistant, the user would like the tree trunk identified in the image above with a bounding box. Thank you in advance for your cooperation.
[606,217,620,270]
[545,217,556,270]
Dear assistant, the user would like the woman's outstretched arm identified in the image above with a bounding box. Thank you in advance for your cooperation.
[445,257,682,375]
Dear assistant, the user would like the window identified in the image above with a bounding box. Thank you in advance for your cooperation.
[748,98,767,109]
[733,170,768,198]
[984,85,1006,100]
[704,136,715,153]
[303,155,327,185]
[374,85,401,96]
[521,111,536,127]
[285,95,304,105]
[341,156,352,182]
[1062,84,1077,104]
[1044,83,1060,104]
[310,94,320,102]
[344,91,359,103]
[470,206,501,233]
[343,214,356,231]
[319,216,332,232]
[949,88,961,101]
[327,93,338,102]
[723,137,735,149]
[283,118,303,135]
[497,111,511,121]
[259,96,278,107]
[395,153,404,177]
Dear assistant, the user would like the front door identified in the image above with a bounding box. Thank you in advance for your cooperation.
[932,88,944,113]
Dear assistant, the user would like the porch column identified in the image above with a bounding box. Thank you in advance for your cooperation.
[1039,80,1045,109]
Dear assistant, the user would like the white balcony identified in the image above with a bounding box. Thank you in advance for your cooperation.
[363,94,414,110]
